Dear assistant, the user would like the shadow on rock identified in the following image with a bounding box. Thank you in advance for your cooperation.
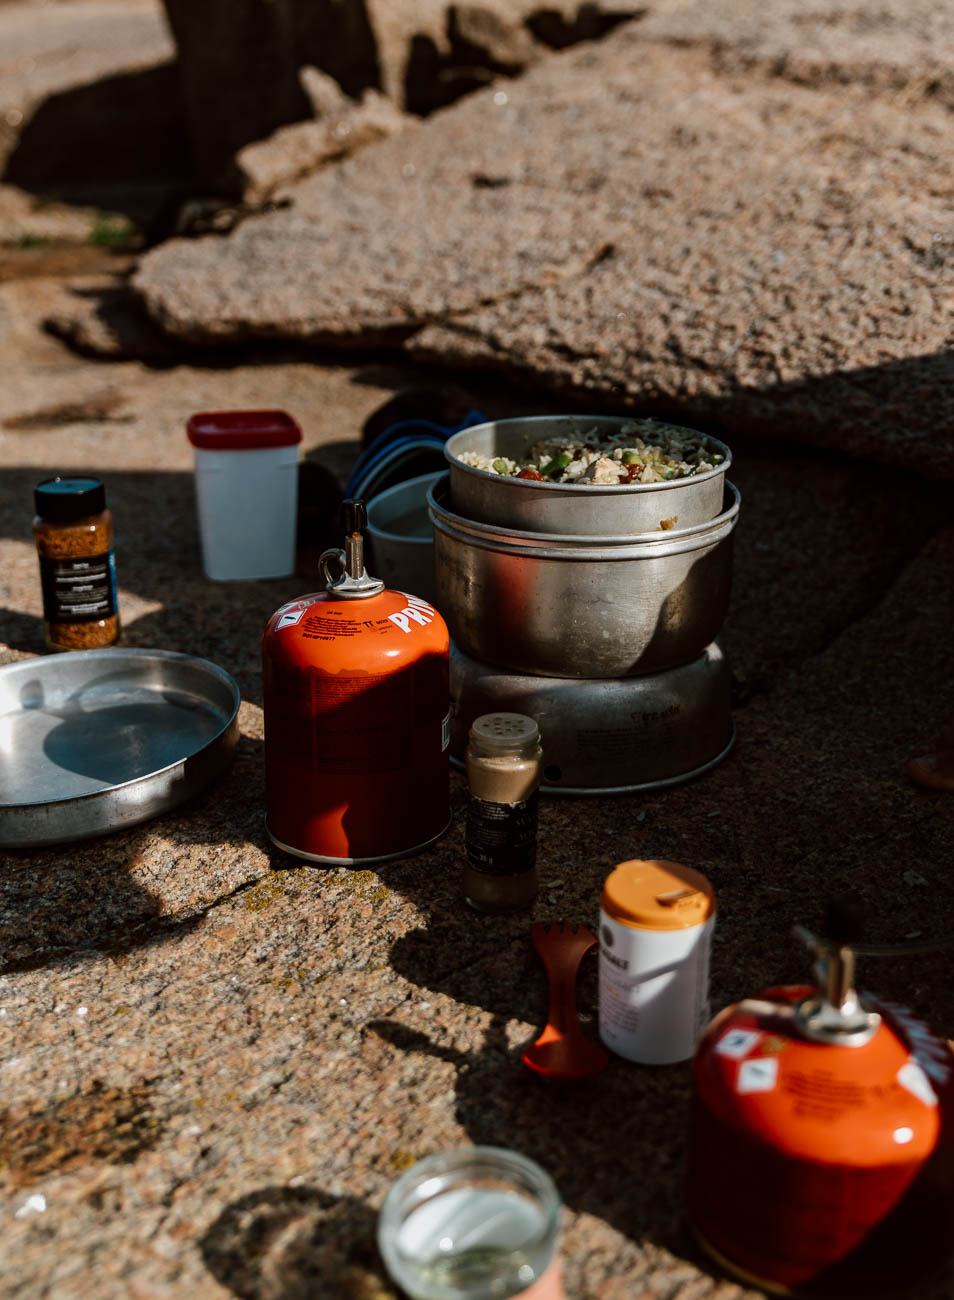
[0,732,277,974]
[162,0,382,190]
[366,1011,691,1259]
[0,609,47,656]
[3,62,191,231]
[368,923,689,1256]
[200,1185,394,1300]
[42,283,185,367]
[526,4,643,49]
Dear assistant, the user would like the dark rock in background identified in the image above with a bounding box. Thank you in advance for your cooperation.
[158,0,638,188]
[0,0,187,231]
[159,0,383,191]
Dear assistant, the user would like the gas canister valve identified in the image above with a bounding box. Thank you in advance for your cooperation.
[793,898,881,1046]
[319,498,385,599]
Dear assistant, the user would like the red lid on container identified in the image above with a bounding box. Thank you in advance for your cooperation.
[186,410,302,450]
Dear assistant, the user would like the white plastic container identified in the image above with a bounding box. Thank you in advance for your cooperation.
[598,858,715,1064]
[186,410,302,581]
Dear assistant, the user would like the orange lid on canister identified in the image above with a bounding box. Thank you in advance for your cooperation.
[601,859,715,931]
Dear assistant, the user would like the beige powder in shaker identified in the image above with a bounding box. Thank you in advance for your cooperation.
[464,713,542,914]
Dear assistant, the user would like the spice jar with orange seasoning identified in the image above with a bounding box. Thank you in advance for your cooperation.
[33,477,120,650]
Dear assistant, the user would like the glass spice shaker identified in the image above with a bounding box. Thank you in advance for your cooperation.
[463,712,542,914]
[33,477,120,651]
[377,1146,565,1300]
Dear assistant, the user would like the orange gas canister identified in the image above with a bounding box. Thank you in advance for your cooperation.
[687,908,954,1297]
[262,499,450,864]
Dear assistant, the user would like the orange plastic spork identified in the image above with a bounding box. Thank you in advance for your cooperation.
[522,921,609,1079]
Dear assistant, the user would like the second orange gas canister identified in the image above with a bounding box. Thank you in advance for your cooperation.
[262,500,450,864]
[687,908,954,1296]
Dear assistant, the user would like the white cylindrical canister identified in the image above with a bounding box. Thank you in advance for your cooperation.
[598,858,715,1065]
[187,410,302,581]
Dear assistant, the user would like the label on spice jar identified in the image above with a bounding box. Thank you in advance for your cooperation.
[465,792,538,875]
[39,551,117,623]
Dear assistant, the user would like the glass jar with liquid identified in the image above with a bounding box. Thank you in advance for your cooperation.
[377,1146,563,1300]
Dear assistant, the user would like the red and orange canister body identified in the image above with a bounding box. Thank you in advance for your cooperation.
[688,987,954,1296]
[262,588,450,864]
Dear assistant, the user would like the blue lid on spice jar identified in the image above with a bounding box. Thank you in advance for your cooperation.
[34,477,107,522]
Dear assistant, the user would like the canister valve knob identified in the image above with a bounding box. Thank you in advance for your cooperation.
[319,497,385,598]
[793,897,880,1045]
[343,499,367,536]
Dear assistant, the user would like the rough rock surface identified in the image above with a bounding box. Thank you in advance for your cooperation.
[638,0,954,101]
[135,7,954,478]
[4,245,954,1296]
[133,129,619,347]
[236,70,414,205]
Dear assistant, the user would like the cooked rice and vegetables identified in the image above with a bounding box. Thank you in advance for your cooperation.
[455,420,724,486]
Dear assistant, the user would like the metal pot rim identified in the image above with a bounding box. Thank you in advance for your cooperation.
[429,475,740,558]
[444,415,732,496]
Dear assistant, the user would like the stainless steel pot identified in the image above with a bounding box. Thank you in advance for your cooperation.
[444,415,731,536]
[429,475,740,679]
[450,641,734,794]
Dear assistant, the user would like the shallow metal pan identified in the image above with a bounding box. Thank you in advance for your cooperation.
[0,648,241,848]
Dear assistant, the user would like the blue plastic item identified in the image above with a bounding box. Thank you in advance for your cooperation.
[345,412,486,500]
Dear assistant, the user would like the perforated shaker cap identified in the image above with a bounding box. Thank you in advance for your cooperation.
[469,712,540,756]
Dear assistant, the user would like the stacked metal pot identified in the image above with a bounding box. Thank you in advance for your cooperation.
[427,415,740,794]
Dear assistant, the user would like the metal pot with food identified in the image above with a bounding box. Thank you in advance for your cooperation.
[444,415,731,536]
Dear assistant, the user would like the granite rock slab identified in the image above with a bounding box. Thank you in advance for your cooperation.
[136,14,954,477]
[407,29,954,479]
[236,72,413,205]
[637,0,954,103]
[132,125,622,348]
